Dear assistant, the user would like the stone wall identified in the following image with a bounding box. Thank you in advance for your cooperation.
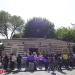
[1,38,75,56]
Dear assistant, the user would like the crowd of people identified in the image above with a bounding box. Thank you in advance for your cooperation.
[0,52,75,72]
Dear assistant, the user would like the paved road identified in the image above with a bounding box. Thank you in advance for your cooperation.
[6,69,75,75]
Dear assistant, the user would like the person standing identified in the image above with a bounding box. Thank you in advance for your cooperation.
[72,53,75,67]
[43,55,49,71]
[48,54,56,71]
[3,54,9,70]
[22,54,28,71]
[38,53,44,70]
[0,56,2,63]
[27,53,35,71]
[57,54,62,71]
[62,53,69,69]
[17,54,22,70]
[9,54,16,70]
[69,53,73,69]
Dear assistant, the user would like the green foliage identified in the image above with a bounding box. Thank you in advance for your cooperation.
[0,11,11,39]
[12,33,21,38]
[0,10,75,42]
[0,10,24,39]
[56,27,75,42]
[10,15,24,39]
[23,17,55,38]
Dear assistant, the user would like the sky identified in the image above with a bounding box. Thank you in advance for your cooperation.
[0,0,75,38]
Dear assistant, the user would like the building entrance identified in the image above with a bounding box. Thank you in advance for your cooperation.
[29,48,38,55]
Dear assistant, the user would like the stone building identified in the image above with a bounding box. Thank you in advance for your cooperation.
[1,38,75,56]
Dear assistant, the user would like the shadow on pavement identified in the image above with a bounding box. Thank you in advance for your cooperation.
[58,70,66,74]
[51,72,56,75]
[6,69,71,75]
[12,70,19,74]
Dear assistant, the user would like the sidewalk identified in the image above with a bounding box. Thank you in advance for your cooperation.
[5,68,75,75]
[6,70,75,75]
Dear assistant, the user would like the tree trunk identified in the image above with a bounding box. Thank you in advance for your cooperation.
[10,28,16,39]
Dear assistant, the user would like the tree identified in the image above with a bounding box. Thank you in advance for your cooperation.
[23,17,55,38]
[0,11,11,39]
[56,27,75,42]
[0,10,24,39]
[9,15,24,39]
